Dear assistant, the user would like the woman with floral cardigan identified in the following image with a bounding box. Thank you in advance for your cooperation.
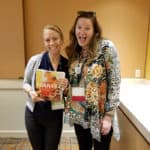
[65,11,121,150]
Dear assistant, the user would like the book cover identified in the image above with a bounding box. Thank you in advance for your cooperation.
[35,69,65,110]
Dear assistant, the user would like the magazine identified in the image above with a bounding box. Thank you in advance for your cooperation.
[35,69,65,110]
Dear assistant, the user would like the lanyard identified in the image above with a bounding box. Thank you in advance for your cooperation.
[75,58,87,85]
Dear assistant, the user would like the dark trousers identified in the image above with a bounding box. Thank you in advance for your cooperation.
[25,102,63,150]
[74,124,113,150]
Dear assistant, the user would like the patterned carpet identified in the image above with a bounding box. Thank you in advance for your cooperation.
[0,137,79,150]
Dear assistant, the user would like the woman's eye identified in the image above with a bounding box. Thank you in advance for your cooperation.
[52,37,57,41]
[77,26,82,30]
[45,39,50,42]
[85,27,90,31]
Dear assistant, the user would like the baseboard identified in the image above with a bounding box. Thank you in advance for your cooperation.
[62,129,75,137]
[0,129,75,138]
[0,130,27,138]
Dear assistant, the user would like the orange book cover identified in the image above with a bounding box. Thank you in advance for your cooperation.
[35,69,65,103]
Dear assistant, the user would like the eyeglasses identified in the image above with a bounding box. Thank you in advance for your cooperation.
[77,11,96,17]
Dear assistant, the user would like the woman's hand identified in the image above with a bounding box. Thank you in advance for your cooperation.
[100,114,112,135]
[29,90,45,103]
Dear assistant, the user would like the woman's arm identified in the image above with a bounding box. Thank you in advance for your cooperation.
[23,55,44,102]
[100,40,121,135]
[102,40,121,114]
[23,56,36,93]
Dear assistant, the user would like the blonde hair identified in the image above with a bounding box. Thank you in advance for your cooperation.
[43,24,64,41]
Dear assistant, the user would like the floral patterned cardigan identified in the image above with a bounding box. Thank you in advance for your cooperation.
[67,39,121,141]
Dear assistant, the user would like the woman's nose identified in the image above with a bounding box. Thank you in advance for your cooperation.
[80,28,86,34]
[49,40,54,45]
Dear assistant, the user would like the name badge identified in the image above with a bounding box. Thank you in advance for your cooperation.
[75,66,81,74]
[72,87,85,101]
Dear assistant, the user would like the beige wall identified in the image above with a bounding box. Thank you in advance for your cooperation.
[0,0,149,78]
[24,0,150,78]
[145,17,150,79]
[0,0,25,79]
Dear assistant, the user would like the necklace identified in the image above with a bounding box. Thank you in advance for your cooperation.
[80,48,89,60]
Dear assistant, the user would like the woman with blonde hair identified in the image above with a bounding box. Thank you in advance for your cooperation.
[23,25,69,150]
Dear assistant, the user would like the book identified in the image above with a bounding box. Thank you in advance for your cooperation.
[35,69,65,110]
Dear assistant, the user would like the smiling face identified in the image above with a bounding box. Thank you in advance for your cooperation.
[43,29,63,55]
[75,18,94,49]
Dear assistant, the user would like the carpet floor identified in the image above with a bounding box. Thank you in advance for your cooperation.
[0,137,79,150]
